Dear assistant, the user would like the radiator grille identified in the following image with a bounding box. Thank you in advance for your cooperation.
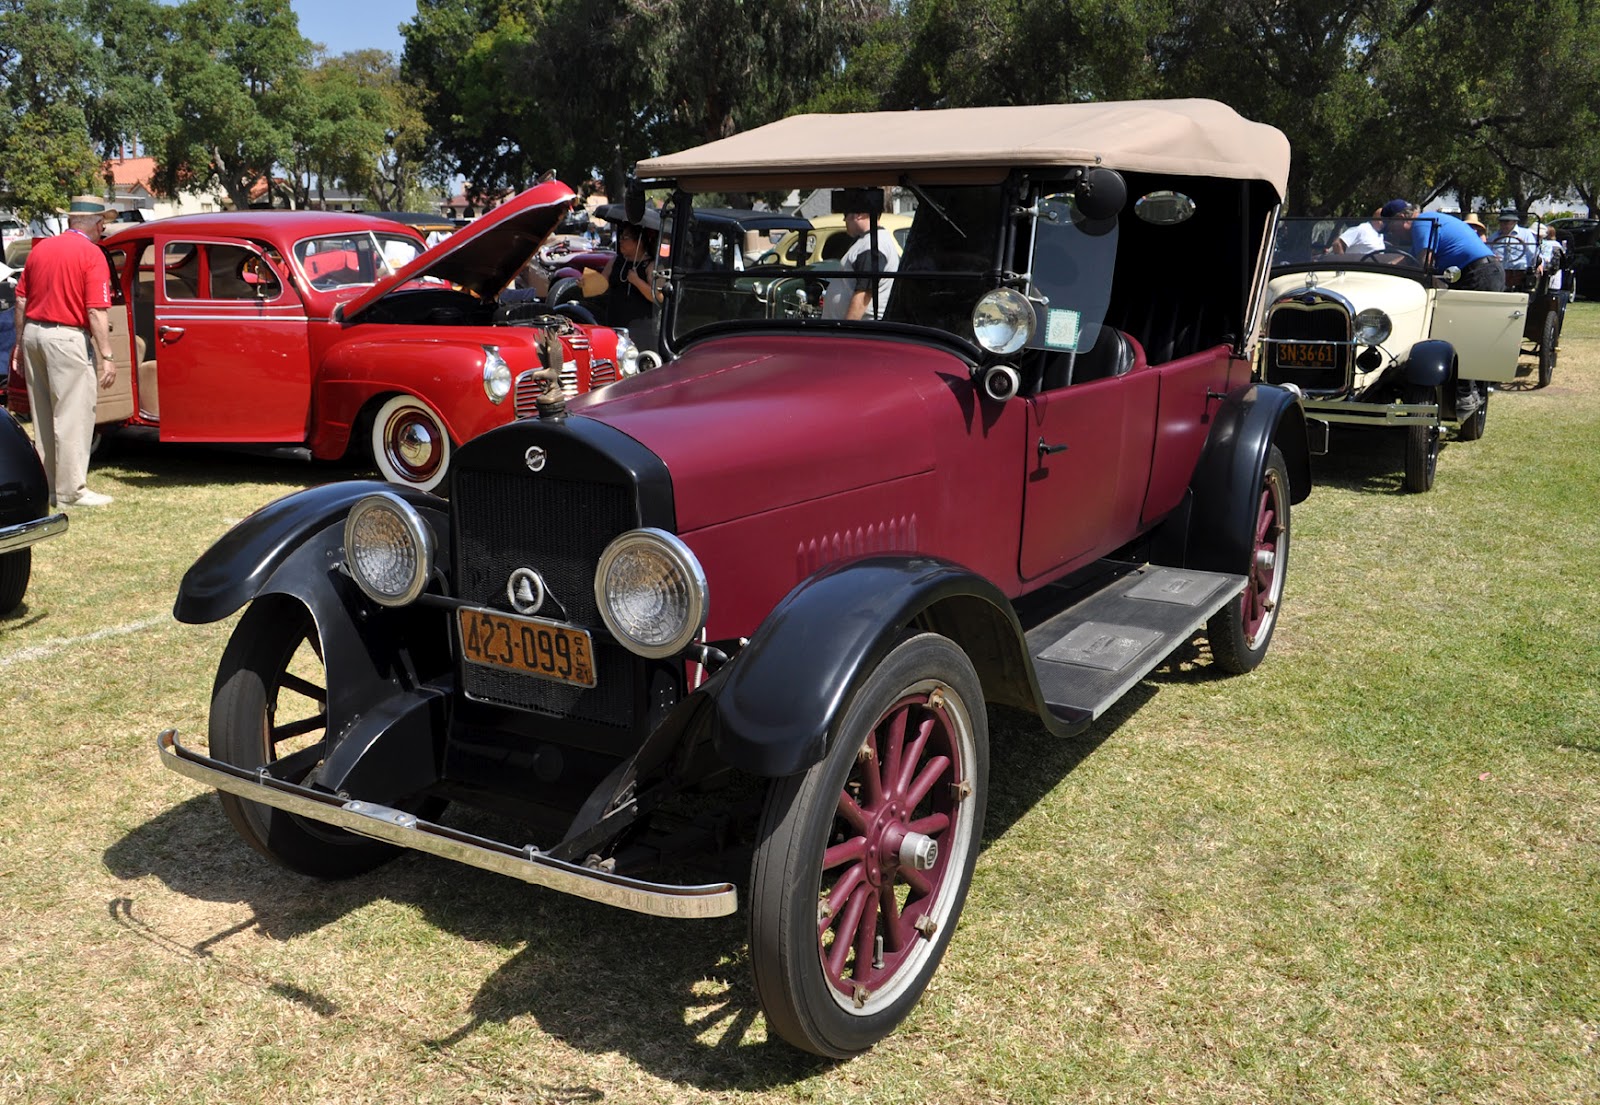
[1263,303,1351,392]
[454,467,638,726]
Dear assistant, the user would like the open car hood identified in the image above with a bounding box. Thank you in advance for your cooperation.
[341,181,576,322]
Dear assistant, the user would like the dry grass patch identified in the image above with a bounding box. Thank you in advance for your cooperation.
[3,309,1599,1103]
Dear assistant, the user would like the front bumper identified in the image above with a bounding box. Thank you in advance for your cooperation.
[157,729,738,919]
[1301,397,1438,428]
[0,512,67,556]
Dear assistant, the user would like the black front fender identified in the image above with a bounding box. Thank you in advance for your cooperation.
[1186,383,1310,576]
[706,556,1027,778]
[1401,339,1454,389]
[174,480,449,625]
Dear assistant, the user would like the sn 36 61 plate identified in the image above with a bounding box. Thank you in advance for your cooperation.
[1275,342,1339,368]
[457,606,597,688]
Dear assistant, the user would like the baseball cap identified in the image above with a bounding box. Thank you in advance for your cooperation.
[1380,199,1411,218]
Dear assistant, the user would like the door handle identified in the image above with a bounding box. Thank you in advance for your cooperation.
[1038,437,1068,457]
[158,325,185,342]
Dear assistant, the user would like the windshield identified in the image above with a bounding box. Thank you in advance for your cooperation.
[1272,215,1441,277]
[293,231,424,291]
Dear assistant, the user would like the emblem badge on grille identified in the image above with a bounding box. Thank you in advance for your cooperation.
[525,446,547,472]
[507,568,547,615]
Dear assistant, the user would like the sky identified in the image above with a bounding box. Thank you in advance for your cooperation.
[291,0,416,58]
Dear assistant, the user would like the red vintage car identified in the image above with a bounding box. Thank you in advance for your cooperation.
[8,182,639,490]
[161,100,1311,1056]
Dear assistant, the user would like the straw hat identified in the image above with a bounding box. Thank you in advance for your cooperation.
[65,194,115,221]
[1463,213,1485,229]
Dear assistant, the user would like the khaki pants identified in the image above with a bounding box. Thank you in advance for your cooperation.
[21,322,97,504]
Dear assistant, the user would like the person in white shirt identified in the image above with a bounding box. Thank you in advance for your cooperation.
[1489,208,1539,288]
[822,201,901,320]
[1332,208,1386,255]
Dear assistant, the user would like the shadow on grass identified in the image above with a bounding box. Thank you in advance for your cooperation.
[95,431,369,493]
[99,687,1173,1089]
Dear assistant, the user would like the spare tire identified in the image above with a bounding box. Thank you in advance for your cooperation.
[547,276,584,306]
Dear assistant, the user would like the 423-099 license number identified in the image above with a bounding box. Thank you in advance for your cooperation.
[457,606,596,688]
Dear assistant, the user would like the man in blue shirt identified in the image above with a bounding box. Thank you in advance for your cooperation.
[1380,200,1503,291]
[1379,200,1497,419]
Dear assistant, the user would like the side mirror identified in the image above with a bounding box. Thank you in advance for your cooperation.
[625,178,647,224]
[1074,168,1127,222]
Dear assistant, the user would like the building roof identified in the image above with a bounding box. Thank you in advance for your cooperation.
[637,99,1290,200]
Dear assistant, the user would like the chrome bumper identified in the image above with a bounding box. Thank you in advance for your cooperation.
[1302,398,1439,428]
[0,512,67,556]
[157,730,738,919]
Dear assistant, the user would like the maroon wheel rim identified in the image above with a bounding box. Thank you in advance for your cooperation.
[1240,467,1287,645]
[817,685,973,1009]
[382,404,445,483]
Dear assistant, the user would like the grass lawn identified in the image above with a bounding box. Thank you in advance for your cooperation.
[2,304,1597,1104]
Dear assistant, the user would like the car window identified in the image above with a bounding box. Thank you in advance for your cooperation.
[294,232,423,290]
[160,242,285,301]
[164,243,202,299]
[819,230,852,261]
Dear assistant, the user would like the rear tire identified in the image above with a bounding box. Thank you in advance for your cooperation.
[1206,445,1290,674]
[1537,310,1558,388]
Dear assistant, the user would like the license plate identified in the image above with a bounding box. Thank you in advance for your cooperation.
[457,606,597,688]
[1275,342,1340,368]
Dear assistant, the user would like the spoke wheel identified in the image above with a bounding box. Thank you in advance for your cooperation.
[1403,386,1439,493]
[750,633,987,1057]
[210,596,401,877]
[371,394,451,492]
[1537,310,1558,388]
[1207,445,1291,674]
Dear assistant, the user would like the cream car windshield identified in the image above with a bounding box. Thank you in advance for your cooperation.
[294,232,425,290]
[1272,216,1434,275]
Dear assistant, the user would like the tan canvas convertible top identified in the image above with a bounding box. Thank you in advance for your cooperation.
[637,99,1290,200]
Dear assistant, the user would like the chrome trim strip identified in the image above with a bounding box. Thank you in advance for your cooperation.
[156,730,737,919]
[0,512,68,555]
[1300,399,1438,427]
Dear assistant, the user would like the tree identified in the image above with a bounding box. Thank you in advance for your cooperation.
[151,0,311,210]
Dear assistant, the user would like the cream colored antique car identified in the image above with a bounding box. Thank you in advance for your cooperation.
[1259,216,1528,491]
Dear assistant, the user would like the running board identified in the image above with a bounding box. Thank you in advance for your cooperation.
[1025,566,1245,728]
[157,730,737,919]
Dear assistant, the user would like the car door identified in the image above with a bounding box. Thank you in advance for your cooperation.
[1429,288,1527,383]
[151,234,311,442]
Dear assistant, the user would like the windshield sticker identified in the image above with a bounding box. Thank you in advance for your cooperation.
[1044,308,1082,350]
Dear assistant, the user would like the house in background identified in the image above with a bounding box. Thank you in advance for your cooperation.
[106,145,219,219]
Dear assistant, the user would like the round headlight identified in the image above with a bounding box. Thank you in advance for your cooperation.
[344,493,434,607]
[482,346,512,403]
[972,288,1036,354]
[594,528,708,659]
[1353,308,1392,347]
[615,331,641,377]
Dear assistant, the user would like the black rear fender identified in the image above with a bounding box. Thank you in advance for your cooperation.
[706,556,1035,778]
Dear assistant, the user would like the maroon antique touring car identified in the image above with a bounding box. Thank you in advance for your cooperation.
[8,183,639,490]
[160,100,1311,1056]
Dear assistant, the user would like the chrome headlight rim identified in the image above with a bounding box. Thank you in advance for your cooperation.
[972,287,1036,354]
[1352,308,1392,347]
[343,492,434,607]
[594,527,708,659]
[482,345,512,403]
[614,331,641,377]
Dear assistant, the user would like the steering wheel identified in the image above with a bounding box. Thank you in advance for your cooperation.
[1362,249,1418,266]
[548,301,597,326]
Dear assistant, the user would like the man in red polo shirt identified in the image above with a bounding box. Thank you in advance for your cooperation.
[13,194,117,507]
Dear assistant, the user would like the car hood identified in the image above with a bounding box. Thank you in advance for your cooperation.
[569,334,948,532]
[342,181,576,321]
[1267,267,1430,315]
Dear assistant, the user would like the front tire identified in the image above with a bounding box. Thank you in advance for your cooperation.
[209,597,402,877]
[750,633,988,1057]
[1206,445,1290,674]
[0,549,31,616]
[370,393,451,492]
[1403,386,1439,493]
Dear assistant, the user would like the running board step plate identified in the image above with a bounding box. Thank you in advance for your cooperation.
[1025,566,1245,726]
